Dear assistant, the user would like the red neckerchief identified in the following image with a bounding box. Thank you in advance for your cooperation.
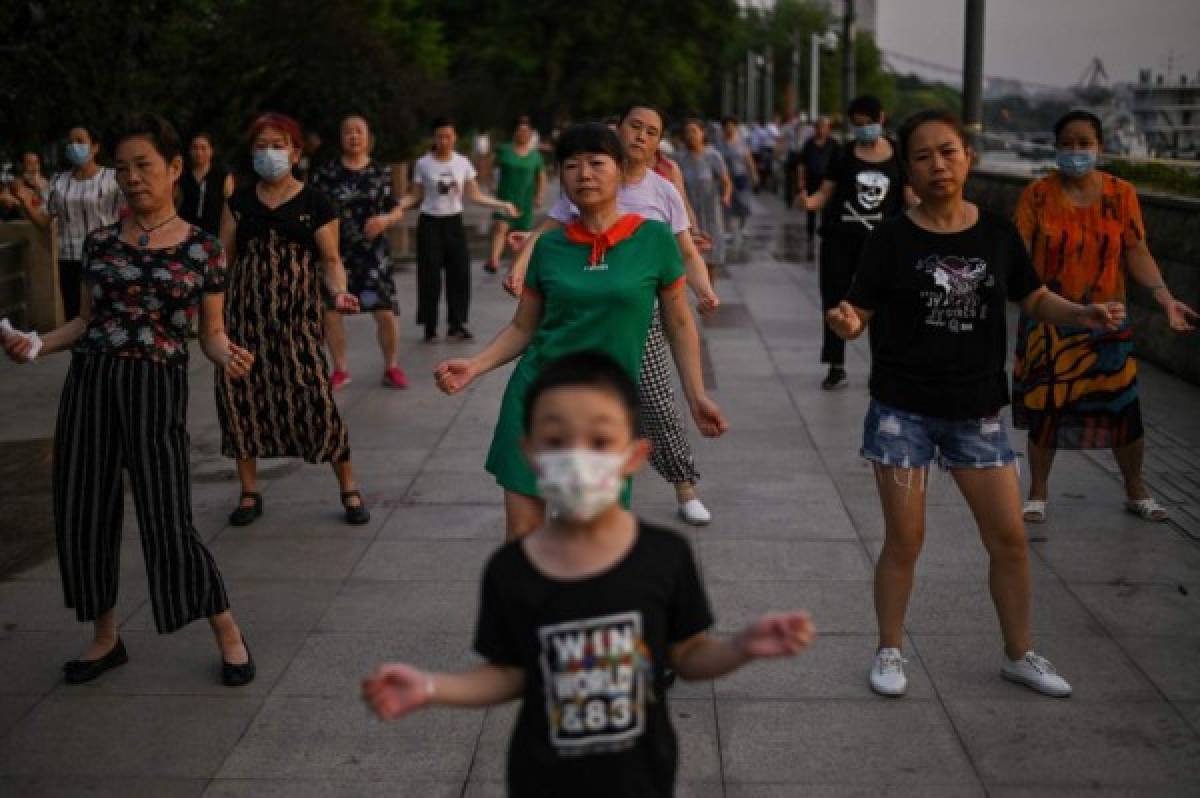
[564,213,645,267]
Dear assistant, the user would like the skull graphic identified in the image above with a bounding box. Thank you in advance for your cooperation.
[856,170,890,210]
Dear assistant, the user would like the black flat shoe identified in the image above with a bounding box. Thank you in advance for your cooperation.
[341,490,371,525]
[63,637,128,684]
[821,367,847,391]
[229,492,263,526]
[221,635,256,688]
[447,326,474,341]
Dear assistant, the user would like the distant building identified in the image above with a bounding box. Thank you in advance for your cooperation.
[1132,69,1200,158]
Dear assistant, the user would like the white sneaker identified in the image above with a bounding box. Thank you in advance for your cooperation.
[678,498,712,526]
[869,647,908,696]
[1001,651,1072,697]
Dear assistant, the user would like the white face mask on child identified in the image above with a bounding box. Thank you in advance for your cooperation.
[534,448,628,522]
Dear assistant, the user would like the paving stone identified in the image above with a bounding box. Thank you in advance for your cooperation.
[1111,636,1200,702]
[944,698,1200,789]
[0,778,207,797]
[699,540,873,582]
[374,503,507,541]
[350,540,495,582]
[706,580,876,635]
[717,700,978,785]
[203,780,460,797]
[317,580,481,633]
[912,633,1159,702]
[216,695,480,782]
[716,633,935,701]
[206,537,370,582]
[0,694,261,778]
[1071,582,1200,637]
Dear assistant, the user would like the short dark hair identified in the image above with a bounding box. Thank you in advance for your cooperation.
[431,116,455,132]
[66,124,99,144]
[189,131,215,147]
[721,115,739,126]
[618,104,667,130]
[1053,110,1104,146]
[114,112,183,161]
[515,115,533,129]
[554,122,626,167]
[523,351,639,434]
[847,95,884,122]
[898,109,972,162]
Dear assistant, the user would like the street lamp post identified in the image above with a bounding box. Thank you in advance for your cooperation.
[809,30,839,121]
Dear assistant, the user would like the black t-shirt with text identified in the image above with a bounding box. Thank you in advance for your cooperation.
[820,142,905,239]
[846,210,1043,419]
[474,521,714,798]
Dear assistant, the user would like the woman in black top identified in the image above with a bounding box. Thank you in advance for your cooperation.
[216,113,369,527]
[803,95,908,390]
[178,132,233,236]
[828,110,1124,700]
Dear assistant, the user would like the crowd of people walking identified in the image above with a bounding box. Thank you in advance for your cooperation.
[2,92,1196,797]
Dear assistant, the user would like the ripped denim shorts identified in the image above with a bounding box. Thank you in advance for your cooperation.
[861,399,1016,470]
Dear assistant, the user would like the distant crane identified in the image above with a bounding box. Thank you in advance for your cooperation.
[1076,57,1112,104]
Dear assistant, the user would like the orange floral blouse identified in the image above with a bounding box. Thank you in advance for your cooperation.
[1014,171,1145,303]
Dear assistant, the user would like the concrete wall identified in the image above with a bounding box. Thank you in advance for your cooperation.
[966,169,1200,386]
[0,221,60,332]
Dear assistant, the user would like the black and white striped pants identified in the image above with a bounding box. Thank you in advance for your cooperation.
[54,354,229,634]
[637,309,700,485]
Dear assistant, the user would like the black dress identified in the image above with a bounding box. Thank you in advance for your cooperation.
[179,166,228,236]
[215,185,350,463]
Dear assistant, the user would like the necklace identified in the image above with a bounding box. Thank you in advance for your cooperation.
[134,214,177,247]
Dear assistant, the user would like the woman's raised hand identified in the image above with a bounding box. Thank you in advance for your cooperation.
[825,301,863,340]
[734,611,816,659]
[1,328,34,363]
[690,394,729,438]
[361,664,432,721]
[363,215,390,240]
[1082,301,1126,332]
[334,292,361,314]
[434,358,476,395]
[1164,297,1198,333]
[224,343,255,379]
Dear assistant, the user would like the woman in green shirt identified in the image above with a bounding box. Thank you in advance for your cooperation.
[436,123,727,539]
[484,116,546,274]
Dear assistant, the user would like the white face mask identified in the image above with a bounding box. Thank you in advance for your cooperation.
[534,448,628,522]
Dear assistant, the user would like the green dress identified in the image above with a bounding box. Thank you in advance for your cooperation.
[485,220,685,498]
[493,143,545,231]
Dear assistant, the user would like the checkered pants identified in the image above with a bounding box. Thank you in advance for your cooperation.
[638,308,700,485]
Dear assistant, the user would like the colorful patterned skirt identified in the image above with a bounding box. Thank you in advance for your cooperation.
[1011,313,1143,449]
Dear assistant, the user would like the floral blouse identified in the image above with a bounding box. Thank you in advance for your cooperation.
[75,224,226,365]
[309,159,396,273]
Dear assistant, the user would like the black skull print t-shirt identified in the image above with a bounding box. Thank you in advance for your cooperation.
[846,210,1043,419]
[820,143,905,239]
[473,521,713,798]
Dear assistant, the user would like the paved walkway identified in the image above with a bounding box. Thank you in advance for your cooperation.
[2,194,1199,795]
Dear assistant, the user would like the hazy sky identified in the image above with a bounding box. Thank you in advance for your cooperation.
[875,0,1200,88]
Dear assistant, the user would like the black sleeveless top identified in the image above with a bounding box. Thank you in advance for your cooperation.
[179,166,228,236]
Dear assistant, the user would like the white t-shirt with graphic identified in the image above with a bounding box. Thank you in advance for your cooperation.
[413,152,477,217]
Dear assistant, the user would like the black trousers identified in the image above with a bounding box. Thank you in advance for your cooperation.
[819,234,867,366]
[783,151,801,208]
[58,259,82,320]
[416,213,470,334]
[54,353,229,633]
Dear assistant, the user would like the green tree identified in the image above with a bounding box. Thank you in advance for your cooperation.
[430,0,740,132]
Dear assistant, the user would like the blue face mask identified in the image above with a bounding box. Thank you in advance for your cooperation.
[253,147,292,181]
[853,123,882,144]
[65,142,91,167]
[1056,149,1097,178]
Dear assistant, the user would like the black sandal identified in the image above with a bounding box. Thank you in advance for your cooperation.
[229,492,263,526]
[221,634,256,688]
[341,490,370,525]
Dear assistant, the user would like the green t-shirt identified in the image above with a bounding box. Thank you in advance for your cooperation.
[485,220,685,498]
[494,143,545,230]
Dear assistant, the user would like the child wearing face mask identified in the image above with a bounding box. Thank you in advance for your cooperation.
[363,351,815,798]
